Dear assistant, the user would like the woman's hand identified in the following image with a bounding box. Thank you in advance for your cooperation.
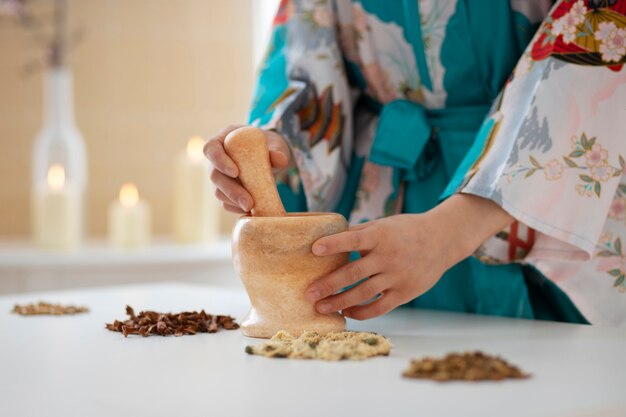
[204,125,290,213]
[305,194,514,320]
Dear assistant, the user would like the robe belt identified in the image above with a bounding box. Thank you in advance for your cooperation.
[367,99,490,181]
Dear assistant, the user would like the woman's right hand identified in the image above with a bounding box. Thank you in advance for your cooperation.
[204,125,290,214]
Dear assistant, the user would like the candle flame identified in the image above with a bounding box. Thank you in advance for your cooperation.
[119,183,139,208]
[186,136,205,161]
[47,164,65,190]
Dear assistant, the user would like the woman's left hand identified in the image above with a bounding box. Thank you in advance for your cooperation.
[304,194,514,320]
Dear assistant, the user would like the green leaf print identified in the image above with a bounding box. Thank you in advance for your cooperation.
[615,238,623,256]
[529,155,542,168]
[525,169,537,178]
[563,157,578,168]
[581,133,589,150]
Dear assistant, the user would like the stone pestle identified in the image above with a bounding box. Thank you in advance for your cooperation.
[224,126,286,217]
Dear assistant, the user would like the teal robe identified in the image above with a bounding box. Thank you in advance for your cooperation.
[249,0,589,323]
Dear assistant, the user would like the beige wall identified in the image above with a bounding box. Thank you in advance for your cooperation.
[0,0,254,237]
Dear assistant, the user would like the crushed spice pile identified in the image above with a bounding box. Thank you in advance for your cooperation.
[403,351,529,382]
[245,330,392,361]
[13,301,89,316]
[105,305,239,337]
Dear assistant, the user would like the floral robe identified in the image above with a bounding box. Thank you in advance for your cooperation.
[249,0,626,326]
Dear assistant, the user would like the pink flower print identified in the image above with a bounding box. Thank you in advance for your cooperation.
[543,159,564,180]
[591,164,612,182]
[561,12,581,43]
[601,28,626,63]
[361,163,381,194]
[596,21,626,62]
[569,1,588,22]
[562,29,576,44]
[363,62,398,103]
[609,196,626,221]
[596,256,623,273]
[610,29,626,51]
[594,21,616,42]
[599,231,613,246]
[576,183,593,196]
[585,143,608,168]
[552,18,565,37]
[313,7,333,28]
[352,4,368,36]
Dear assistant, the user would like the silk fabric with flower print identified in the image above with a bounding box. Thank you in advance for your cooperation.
[507,133,624,198]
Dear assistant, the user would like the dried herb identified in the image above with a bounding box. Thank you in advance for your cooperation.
[403,351,529,382]
[245,330,392,361]
[105,305,239,337]
[13,301,89,316]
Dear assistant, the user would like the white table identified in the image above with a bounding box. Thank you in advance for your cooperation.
[1,283,624,417]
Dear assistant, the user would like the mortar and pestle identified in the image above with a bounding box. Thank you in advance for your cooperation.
[225,126,348,339]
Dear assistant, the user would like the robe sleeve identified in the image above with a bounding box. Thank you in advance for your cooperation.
[444,0,626,261]
[248,0,357,213]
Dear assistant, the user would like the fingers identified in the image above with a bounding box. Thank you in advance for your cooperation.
[349,221,374,231]
[342,288,400,320]
[204,125,242,177]
[216,189,249,214]
[269,150,289,169]
[266,130,290,169]
[211,170,253,212]
[312,228,377,256]
[305,256,380,302]
[222,202,246,214]
[206,125,290,181]
[314,275,387,314]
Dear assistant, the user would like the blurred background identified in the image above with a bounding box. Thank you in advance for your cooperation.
[0,0,280,293]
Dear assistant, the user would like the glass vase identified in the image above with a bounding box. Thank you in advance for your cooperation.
[31,66,87,251]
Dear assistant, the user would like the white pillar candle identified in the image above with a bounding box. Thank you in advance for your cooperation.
[172,136,220,244]
[33,164,81,251]
[108,183,151,249]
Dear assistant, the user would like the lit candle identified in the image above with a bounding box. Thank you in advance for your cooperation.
[108,183,151,249]
[172,136,220,244]
[33,164,81,251]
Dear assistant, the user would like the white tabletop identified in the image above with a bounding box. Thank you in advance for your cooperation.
[0,283,624,417]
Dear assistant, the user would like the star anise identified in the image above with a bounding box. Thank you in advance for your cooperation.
[105,306,239,337]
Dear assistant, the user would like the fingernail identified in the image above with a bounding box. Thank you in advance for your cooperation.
[305,288,320,302]
[317,303,331,314]
[312,244,326,256]
[225,167,237,177]
[238,197,249,210]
